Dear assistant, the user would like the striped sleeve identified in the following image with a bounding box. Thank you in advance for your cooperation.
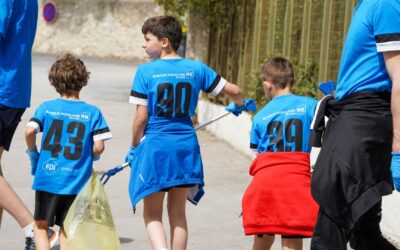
[199,61,226,96]
[373,1,400,52]
[129,65,149,106]
[27,118,42,133]
[92,109,112,142]
[26,104,46,133]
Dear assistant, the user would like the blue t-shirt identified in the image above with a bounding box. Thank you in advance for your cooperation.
[28,98,112,195]
[250,94,317,153]
[336,0,400,100]
[0,0,38,108]
[129,58,226,119]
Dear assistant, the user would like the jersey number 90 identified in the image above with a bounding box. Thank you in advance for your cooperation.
[157,82,192,117]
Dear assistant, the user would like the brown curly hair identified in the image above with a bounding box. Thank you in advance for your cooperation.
[49,53,90,97]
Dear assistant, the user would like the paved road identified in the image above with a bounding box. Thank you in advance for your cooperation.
[0,54,311,249]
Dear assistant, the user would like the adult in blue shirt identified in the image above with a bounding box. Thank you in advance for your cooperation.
[311,1,400,249]
[0,1,57,249]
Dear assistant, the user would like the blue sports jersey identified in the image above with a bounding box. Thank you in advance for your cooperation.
[335,0,400,100]
[127,58,225,207]
[250,94,317,153]
[129,58,226,118]
[0,0,38,108]
[27,98,112,195]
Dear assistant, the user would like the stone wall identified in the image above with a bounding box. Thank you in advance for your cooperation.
[34,0,164,61]
[33,0,210,62]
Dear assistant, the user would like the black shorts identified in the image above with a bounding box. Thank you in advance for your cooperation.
[0,105,25,151]
[160,184,195,192]
[34,190,76,228]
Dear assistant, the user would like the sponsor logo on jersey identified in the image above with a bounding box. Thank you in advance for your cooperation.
[186,70,194,79]
[81,112,90,121]
[42,159,59,176]
[296,104,306,113]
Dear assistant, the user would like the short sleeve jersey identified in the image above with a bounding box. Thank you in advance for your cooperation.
[0,0,38,108]
[129,58,226,117]
[27,98,112,195]
[250,94,317,153]
[335,0,400,100]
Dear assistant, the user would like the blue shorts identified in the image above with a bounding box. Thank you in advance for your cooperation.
[0,105,25,151]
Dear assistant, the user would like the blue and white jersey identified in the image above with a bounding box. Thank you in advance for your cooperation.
[129,58,226,118]
[0,0,38,108]
[27,98,112,195]
[336,0,400,100]
[250,94,317,154]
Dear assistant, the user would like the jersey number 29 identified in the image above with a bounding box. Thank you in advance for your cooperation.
[267,118,303,152]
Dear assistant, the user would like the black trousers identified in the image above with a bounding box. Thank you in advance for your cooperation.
[311,201,397,250]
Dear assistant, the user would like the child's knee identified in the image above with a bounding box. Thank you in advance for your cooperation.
[35,220,49,229]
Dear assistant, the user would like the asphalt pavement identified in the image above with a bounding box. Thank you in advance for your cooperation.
[0,53,310,249]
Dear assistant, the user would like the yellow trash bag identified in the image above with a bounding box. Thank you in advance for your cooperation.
[64,172,121,250]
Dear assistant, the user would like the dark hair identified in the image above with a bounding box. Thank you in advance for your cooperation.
[49,53,90,96]
[260,57,295,89]
[142,16,182,51]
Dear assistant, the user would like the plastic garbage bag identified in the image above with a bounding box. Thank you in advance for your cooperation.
[64,172,121,250]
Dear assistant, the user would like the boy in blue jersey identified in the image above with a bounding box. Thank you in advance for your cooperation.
[25,54,112,250]
[242,57,318,250]
[0,1,58,249]
[125,15,254,250]
[310,1,400,249]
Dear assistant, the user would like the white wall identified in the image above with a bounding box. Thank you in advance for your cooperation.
[34,0,163,60]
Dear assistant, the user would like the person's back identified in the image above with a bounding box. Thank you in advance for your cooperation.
[25,54,112,249]
[242,57,318,250]
[30,98,110,193]
[125,15,253,250]
[251,94,316,153]
[310,1,400,250]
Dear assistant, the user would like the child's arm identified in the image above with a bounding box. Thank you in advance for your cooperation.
[125,105,148,166]
[131,105,149,147]
[221,82,256,116]
[25,126,37,150]
[220,81,244,107]
[25,126,39,175]
[93,140,105,159]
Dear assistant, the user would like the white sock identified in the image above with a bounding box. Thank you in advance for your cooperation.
[159,248,168,250]
[22,222,34,238]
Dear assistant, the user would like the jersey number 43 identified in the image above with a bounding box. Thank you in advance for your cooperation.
[42,119,86,160]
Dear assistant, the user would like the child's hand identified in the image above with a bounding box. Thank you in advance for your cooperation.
[125,146,136,167]
[26,147,39,175]
[225,98,257,116]
[391,152,400,191]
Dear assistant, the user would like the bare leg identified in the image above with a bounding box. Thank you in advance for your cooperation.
[0,147,33,229]
[59,228,68,250]
[167,188,189,250]
[253,234,275,250]
[34,220,50,250]
[143,191,168,250]
[282,238,302,250]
